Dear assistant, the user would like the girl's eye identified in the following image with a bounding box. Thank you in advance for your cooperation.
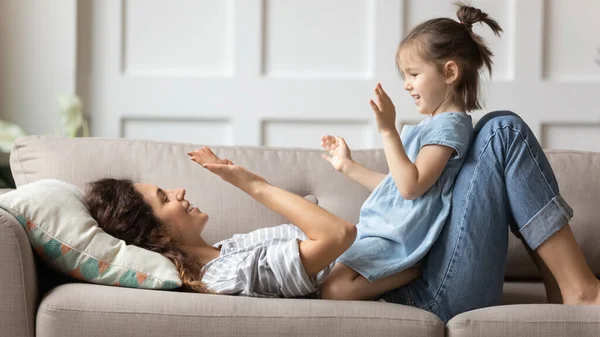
[411,73,417,77]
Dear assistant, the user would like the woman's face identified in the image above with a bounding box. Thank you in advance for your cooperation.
[134,183,209,246]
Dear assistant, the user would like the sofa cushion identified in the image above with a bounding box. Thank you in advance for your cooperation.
[37,283,444,337]
[446,303,600,337]
[0,179,181,289]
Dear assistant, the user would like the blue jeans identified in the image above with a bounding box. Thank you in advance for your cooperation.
[380,111,574,323]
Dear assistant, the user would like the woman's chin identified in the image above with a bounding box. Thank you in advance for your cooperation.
[188,210,209,229]
[191,207,208,217]
[199,213,209,226]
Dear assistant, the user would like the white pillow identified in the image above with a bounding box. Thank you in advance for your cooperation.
[0,179,182,289]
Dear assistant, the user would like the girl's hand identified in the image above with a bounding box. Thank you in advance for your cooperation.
[321,135,353,173]
[369,82,397,134]
[188,147,268,192]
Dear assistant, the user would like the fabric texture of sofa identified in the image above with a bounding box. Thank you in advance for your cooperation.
[1,135,599,337]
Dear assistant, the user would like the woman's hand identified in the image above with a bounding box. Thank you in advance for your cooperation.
[321,135,353,173]
[188,147,268,193]
[188,147,233,166]
[369,82,397,134]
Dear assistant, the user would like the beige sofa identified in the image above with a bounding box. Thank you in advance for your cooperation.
[2,135,599,337]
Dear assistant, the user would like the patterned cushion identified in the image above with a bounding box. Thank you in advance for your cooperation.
[0,179,182,289]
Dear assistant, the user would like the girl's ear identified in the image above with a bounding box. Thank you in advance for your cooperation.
[443,60,460,85]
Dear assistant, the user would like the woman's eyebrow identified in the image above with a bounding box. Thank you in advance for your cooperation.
[156,188,166,203]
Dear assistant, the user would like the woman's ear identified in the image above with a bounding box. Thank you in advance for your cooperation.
[443,60,460,85]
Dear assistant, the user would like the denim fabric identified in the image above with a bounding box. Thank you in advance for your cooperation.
[380,111,574,323]
[337,112,473,281]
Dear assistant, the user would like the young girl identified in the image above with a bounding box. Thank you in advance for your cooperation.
[318,3,502,300]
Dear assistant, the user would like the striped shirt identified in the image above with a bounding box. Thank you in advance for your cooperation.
[200,224,334,298]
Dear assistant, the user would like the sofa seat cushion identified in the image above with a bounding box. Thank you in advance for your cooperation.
[37,283,444,337]
[446,304,600,337]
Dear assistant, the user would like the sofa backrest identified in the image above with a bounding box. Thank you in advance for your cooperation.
[10,136,385,245]
[10,136,600,280]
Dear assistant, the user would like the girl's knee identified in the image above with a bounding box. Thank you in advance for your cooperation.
[321,275,359,300]
[321,265,359,300]
[320,280,348,300]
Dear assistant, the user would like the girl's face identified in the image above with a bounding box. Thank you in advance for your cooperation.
[134,183,209,246]
[399,48,459,116]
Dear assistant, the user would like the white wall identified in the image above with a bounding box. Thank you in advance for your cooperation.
[0,0,76,136]
[2,0,600,151]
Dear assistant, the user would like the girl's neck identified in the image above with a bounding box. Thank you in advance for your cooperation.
[432,97,465,117]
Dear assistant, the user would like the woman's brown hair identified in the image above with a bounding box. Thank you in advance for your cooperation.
[83,178,211,293]
[397,2,503,111]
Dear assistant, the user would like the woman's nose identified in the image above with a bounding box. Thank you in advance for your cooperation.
[171,188,186,200]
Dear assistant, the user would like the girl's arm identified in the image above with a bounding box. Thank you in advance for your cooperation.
[321,135,386,192]
[341,160,387,192]
[189,147,357,279]
[380,130,453,200]
[369,83,454,200]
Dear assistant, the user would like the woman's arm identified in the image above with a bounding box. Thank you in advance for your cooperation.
[189,147,357,278]
[250,183,356,278]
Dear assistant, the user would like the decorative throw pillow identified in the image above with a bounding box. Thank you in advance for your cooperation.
[0,179,182,289]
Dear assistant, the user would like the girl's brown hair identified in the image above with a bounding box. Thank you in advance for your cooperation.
[397,2,503,111]
[83,178,211,293]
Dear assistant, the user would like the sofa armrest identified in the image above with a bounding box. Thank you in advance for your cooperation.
[0,207,37,337]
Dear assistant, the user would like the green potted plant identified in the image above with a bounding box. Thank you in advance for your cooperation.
[57,94,89,138]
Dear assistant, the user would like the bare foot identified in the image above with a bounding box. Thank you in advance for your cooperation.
[562,279,600,305]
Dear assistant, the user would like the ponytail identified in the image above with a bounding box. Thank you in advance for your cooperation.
[456,2,503,78]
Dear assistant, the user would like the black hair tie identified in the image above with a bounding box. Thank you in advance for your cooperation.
[461,21,473,30]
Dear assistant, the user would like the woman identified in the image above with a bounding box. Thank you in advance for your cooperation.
[84,111,600,323]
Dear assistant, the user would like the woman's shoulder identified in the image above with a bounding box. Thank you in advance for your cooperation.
[202,224,306,275]
[218,224,306,254]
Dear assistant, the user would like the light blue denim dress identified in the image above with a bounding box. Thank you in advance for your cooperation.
[337,112,473,282]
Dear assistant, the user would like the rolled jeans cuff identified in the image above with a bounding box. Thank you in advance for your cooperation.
[519,194,574,250]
